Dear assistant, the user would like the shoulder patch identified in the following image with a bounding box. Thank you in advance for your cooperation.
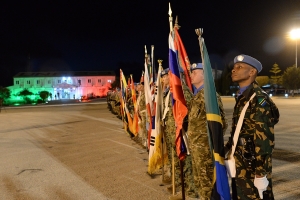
[257,96,267,107]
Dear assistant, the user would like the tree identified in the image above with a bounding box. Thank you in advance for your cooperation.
[19,89,34,103]
[282,66,300,97]
[0,86,11,104]
[111,77,120,89]
[269,63,282,94]
[256,76,269,87]
[39,91,49,102]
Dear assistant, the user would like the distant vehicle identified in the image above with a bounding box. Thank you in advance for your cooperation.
[262,85,287,95]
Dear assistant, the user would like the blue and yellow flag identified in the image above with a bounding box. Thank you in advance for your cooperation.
[200,38,231,200]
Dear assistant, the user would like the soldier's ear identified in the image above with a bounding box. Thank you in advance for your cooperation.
[249,67,256,76]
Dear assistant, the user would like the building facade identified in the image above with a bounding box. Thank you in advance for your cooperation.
[8,71,115,102]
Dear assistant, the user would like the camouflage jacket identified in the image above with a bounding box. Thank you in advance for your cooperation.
[162,88,175,131]
[230,82,279,176]
[138,92,146,112]
[187,88,227,144]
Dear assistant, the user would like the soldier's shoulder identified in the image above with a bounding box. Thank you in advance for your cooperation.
[252,85,270,107]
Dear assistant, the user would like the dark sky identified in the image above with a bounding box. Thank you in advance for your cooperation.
[1,0,300,86]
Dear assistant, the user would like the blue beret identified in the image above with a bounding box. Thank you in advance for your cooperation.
[234,54,262,73]
[161,68,169,77]
[190,63,203,71]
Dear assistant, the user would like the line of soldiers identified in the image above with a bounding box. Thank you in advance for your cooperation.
[107,90,122,119]
[107,82,148,147]
[107,54,280,200]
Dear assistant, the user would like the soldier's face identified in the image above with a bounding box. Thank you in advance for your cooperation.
[140,85,144,91]
[190,69,204,87]
[162,74,170,86]
[231,63,256,83]
[136,85,140,91]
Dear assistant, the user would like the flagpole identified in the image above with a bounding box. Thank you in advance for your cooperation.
[151,45,154,78]
[158,59,166,184]
[173,12,186,200]
[169,4,179,198]
[195,28,214,159]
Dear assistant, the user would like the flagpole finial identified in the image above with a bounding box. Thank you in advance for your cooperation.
[174,15,181,30]
[168,2,172,17]
[145,45,148,57]
[157,59,163,66]
[168,3,173,32]
[195,28,204,66]
[195,28,203,37]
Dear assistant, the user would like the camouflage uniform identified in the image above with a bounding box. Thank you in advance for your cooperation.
[137,91,147,145]
[226,82,279,200]
[106,91,112,111]
[127,93,134,117]
[187,87,227,200]
[163,86,197,198]
[109,92,117,115]
[162,87,178,186]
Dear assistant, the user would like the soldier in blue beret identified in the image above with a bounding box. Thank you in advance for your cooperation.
[161,68,170,78]
[160,67,198,199]
[227,54,280,199]
[187,63,228,199]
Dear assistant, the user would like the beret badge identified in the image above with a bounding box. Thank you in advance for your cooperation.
[237,55,244,61]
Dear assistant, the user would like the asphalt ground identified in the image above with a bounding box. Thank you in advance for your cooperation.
[0,97,299,200]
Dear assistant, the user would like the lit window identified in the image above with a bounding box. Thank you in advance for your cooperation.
[108,80,111,83]
[88,79,91,83]
[16,81,19,85]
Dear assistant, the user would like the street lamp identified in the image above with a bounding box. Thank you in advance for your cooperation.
[290,28,300,68]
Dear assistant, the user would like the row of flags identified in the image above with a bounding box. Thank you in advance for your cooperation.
[117,4,231,199]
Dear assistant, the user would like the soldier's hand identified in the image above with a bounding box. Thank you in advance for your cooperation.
[254,175,269,199]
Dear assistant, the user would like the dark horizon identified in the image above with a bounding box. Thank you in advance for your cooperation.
[1,0,300,86]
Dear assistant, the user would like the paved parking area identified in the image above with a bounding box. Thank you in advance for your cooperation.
[0,97,299,199]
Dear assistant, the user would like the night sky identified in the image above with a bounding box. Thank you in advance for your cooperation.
[1,0,300,86]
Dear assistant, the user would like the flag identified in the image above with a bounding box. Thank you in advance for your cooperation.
[148,65,167,174]
[200,38,231,200]
[120,69,134,137]
[168,32,188,161]
[144,54,154,149]
[120,69,127,120]
[174,27,193,92]
[130,74,139,136]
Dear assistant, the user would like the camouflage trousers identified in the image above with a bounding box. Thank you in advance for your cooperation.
[164,124,197,198]
[232,153,274,200]
[189,137,214,200]
[138,112,147,145]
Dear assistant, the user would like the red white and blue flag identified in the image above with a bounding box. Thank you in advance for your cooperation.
[168,32,188,161]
